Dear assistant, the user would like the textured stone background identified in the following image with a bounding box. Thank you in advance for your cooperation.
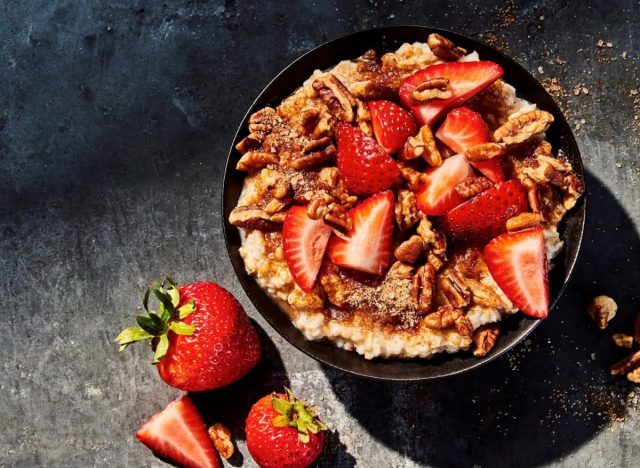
[1,1,639,467]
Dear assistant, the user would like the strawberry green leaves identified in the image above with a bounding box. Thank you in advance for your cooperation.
[115,275,197,363]
[270,388,327,444]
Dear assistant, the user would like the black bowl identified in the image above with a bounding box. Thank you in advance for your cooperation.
[222,26,586,380]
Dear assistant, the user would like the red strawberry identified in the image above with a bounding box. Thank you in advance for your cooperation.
[484,227,549,318]
[136,396,220,468]
[439,180,528,244]
[335,122,401,196]
[368,100,417,153]
[283,205,333,292]
[115,277,261,391]
[436,107,504,183]
[399,61,503,125]
[415,154,473,215]
[328,190,394,275]
[246,389,327,468]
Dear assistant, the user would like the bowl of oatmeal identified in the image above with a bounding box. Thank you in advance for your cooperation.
[222,26,586,380]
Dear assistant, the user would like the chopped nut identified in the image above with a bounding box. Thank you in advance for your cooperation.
[208,423,234,460]
[387,261,415,280]
[229,206,282,231]
[359,120,374,137]
[628,368,640,383]
[610,349,640,376]
[521,176,542,214]
[395,190,419,231]
[465,278,502,308]
[422,305,461,329]
[613,334,634,349]
[411,77,452,102]
[401,136,425,161]
[506,212,543,231]
[427,33,467,60]
[395,235,425,263]
[426,251,446,271]
[312,75,355,122]
[472,324,500,357]
[454,176,493,199]
[439,269,471,308]
[299,108,321,134]
[455,314,473,336]
[319,167,340,189]
[235,135,261,154]
[324,203,352,234]
[464,143,505,162]
[493,110,555,145]
[236,151,278,172]
[588,295,618,329]
[398,163,428,189]
[416,125,442,166]
[307,198,328,220]
[412,264,436,313]
[271,178,292,200]
[264,198,289,215]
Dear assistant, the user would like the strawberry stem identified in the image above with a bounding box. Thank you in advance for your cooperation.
[270,387,327,443]
[114,275,197,363]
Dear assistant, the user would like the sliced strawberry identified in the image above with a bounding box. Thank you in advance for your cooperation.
[484,227,549,318]
[368,100,417,154]
[439,179,528,244]
[399,61,503,125]
[436,107,504,183]
[335,122,401,196]
[136,396,220,468]
[328,190,394,275]
[283,205,333,292]
[415,154,473,215]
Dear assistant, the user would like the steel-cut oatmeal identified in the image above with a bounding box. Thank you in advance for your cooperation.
[229,33,583,360]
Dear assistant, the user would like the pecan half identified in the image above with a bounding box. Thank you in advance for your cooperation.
[395,190,419,231]
[465,278,502,308]
[455,314,473,336]
[248,107,279,139]
[229,206,283,231]
[290,144,337,170]
[427,252,446,271]
[464,143,505,162]
[422,305,460,329]
[610,350,640,376]
[395,235,425,263]
[236,151,278,172]
[312,75,355,122]
[472,324,500,357]
[493,110,555,145]
[412,264,436,313]
[455,176,493,199]
[506,212,543,232]
[411,77,452,102]
[427,33,467,60]
[208,423,234,460]
[588,295,617,329]
[439,269,471,308]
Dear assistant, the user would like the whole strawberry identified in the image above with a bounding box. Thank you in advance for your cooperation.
[246,388,327,468]
[115,276,261,391]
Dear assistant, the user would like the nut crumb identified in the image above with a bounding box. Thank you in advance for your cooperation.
[588,295,617,329]
[208,423,234,459]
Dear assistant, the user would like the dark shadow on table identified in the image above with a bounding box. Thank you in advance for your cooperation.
[322,170,640,468]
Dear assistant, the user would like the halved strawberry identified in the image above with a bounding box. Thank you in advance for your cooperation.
[335,122,401,196]
[368,100,417,154]
[484,227,549,318]
[436,107,504,183]
[328,190,394,275]
[136,396,220,468]
[415,154,473,215]
[283,205,333,292]
[399,61,503,125]
[439,179,528,244]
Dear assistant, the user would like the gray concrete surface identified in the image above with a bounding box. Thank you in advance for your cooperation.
[1,0,639,466]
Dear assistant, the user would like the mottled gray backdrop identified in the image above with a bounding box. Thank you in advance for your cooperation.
[1,1,639,467]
